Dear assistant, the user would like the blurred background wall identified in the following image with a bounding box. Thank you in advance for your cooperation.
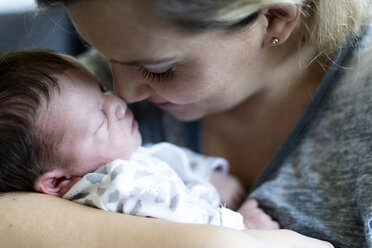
[0,0,86,56]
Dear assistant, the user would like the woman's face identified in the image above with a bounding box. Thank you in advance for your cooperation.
[68,0,269,121]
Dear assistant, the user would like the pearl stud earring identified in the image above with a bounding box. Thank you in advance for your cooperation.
[271,37,279,45]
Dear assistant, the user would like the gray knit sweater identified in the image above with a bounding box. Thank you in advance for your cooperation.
[249,28,372,248]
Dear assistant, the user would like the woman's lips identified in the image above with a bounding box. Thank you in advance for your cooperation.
[154,101,175,110]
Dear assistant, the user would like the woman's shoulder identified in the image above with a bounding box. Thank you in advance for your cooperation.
[353,27,372,82]
[337,26,372,100]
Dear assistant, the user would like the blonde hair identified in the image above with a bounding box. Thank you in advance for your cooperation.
[299,0,372,53]
[37,0,372,53]
[159,0,372,54]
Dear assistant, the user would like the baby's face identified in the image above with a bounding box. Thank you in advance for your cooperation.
[38,68,142,177]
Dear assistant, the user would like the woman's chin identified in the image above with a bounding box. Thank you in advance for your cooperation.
[168,110,205,122]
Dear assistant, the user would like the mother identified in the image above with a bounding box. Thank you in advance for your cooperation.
[1,0,371,247]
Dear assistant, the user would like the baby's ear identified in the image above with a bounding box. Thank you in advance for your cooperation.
[34,169,72,197]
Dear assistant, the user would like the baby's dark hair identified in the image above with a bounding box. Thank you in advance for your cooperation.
[0,49,79,192]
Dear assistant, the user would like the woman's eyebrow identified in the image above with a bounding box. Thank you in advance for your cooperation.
[109,56,177,66]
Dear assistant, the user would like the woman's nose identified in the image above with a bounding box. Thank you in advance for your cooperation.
[111,64,154,103]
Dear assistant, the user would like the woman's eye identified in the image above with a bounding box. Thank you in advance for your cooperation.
[138,66,174,83]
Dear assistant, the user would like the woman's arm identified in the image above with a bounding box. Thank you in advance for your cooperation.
[0,192,333,248]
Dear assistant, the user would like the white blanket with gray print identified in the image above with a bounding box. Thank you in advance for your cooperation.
[63,142,244,230]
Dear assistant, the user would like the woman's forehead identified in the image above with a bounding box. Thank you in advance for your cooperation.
[67,0,216,61]
[68,2,173,42]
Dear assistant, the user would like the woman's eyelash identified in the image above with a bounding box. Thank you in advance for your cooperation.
[138,67,174,82]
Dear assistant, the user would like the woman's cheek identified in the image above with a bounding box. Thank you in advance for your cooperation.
[165,70,213,104]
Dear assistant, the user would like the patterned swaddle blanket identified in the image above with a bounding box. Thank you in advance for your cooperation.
[63,142,245,230]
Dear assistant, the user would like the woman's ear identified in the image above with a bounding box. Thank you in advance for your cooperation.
[34,169,73,197]
[262,4,302,46]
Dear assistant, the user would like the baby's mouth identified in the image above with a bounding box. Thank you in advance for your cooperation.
[131,118,138,134]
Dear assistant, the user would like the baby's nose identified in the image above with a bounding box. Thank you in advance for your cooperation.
[115,105,126,120]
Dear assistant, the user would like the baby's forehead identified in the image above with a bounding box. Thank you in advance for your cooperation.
[56,66,103,89]
[39,68,102,129]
